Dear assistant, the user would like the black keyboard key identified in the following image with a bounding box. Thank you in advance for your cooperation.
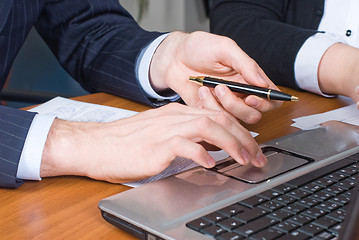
[298,223,325,236]
[215,231,244,240]
[249,227,284,240]
[326,209,347,222]
[272,195,297,205]
[300,183,323,193]
[339,166,358,176]
[267,209,293,221]
[282,203,307,215]
[277,230,310,240]
[313,216,340,229]
[322,185,346,195]
[287,214,313,226]
[288,189,311,199]
[316,202,341,212]
[297,196,320,208]
[233,208,269,223]
[328,195,350,206]
[326,172,347,182]
[233,217,278,237]
[258,190,281,200]
[335,180,355,190]
[329,223,343,236]
[203,211,228,223]
[310,190,333,202]
[239,195,267,208]
[201,224,227,237]
[301,207,327,219]
[258,200,284,212]
[314,177,336,187]
[219,204,246,217]
[186,218,212,231]
[272,184,295,194]
[273,221,300,233]
[316,231,336,239]
[217,218,243,231]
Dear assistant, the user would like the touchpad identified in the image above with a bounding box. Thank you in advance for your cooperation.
[214,147,312,184]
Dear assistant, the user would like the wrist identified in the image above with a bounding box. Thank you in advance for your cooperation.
[149,31,187,92]
[318,43,359,97]
[40,119,95,178]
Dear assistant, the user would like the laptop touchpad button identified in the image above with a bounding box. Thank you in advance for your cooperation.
[223,147,310,184]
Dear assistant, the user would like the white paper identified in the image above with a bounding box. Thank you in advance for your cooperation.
[29,97,239,187]
[291,104,359,130]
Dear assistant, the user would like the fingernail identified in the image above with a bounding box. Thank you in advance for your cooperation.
[241,148,250,165]
[207,155,216,168]
[257,74,268,86]
[215,85,225,98]
[256,151,267,167]
[246,97,259,108]
[198,86,209,100]
[356,85,359,94]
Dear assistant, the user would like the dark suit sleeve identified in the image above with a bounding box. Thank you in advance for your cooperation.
[35,0,163,106]
[210,0,322,89]
[0,106,36,188]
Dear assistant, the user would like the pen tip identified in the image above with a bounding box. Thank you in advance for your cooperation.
[189,76,197,80]
[291,96,299,102]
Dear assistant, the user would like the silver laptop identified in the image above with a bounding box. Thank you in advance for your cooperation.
[99,121,359,240]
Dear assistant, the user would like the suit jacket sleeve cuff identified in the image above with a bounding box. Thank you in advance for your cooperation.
[137,33,180,102]
[17,114,56,180]
[294,32,346,97]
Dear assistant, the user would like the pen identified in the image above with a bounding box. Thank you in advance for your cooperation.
[189,76,298,102]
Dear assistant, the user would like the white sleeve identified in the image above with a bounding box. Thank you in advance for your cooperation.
[17,114,56,180]
[294,32,346,97]
[137,33,180,101]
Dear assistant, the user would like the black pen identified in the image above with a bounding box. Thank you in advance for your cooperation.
[189,76,298,102]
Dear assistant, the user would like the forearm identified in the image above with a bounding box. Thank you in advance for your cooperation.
[318,43,359,102]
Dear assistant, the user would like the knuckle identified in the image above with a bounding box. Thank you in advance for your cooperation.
[245,112,262,124]
[215,112,232,126]
[169,135,183,146]
[197,116,213,129]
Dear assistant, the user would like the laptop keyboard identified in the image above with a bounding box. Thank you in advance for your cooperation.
[186,153,359,240]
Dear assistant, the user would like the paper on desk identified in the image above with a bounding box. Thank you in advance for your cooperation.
[30,97,258,187]
[291,104,359,130]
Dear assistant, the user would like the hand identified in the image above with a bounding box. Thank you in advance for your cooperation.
[318,43,359,106]
[149,31,282,124]
[40,103,267,183]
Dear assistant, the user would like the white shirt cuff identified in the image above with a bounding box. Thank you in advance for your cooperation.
[17,114,56,180]
[137,33,180,101]
[295,32,346,97]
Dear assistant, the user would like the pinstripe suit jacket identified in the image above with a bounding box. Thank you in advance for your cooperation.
[210,0,325,90]
[0,0,162,188]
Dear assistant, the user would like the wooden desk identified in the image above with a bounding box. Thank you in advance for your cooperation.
[0,89,353,239]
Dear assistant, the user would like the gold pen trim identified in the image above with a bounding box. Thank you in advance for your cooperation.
[267,89,271,100]
[189,76,204,86]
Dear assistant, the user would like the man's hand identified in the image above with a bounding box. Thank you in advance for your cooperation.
[150,31,282,124]
[40,103,267,183]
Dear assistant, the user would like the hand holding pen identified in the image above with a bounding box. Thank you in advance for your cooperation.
[190,76,298,102]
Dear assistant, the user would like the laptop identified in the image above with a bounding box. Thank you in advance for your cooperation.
[99,121,359,240]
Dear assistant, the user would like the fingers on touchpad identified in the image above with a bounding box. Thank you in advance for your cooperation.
[214,147,312,184]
